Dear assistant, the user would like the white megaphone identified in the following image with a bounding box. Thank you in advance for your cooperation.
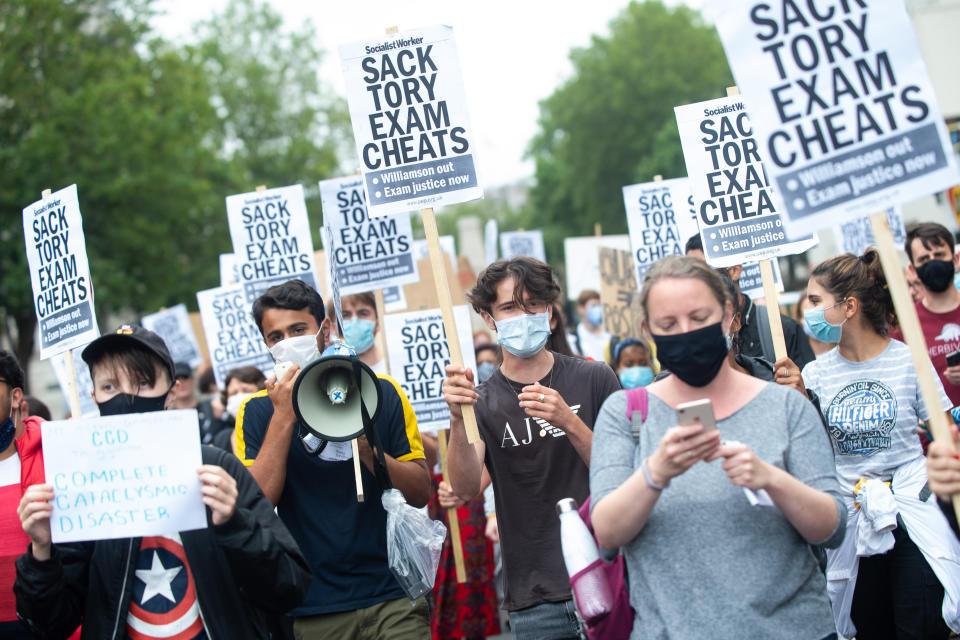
[291,341,382,442]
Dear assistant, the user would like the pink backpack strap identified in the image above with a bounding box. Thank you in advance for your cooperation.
[624,387,648,422]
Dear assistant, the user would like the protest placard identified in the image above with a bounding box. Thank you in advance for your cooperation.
[676,96,819,269]
[599,247,643,340]
[50,346,99,418]
[196,284,274,388]
[563,235,631,301]
[834,207,905,255]
[623,178,690,287]
[384,305,476,432]
[672,177,701,247]
[141,304,203,369]
[484,219,499,267]
[42,410,207,542]
[403,255,465,311]
[739,260,784,300]
[339,25,483,217]
[22,184,99,360]
[319,176,419,295]
[500,230,546,263]
[383,284,407,312]
[219,253,239,287]
[226,184,320,303]
[712,0,960,236]
[413,235,456,265]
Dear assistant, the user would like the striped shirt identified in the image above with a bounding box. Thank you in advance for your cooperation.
[802,339,951,490]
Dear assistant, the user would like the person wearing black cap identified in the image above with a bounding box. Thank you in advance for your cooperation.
[14,325,310,639]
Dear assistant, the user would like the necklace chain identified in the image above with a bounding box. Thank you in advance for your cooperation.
[504,361,555,396]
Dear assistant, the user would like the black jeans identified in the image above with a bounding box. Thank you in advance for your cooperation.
[851,522,951,639]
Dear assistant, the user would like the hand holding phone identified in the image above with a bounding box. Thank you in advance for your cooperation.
[675,399,718,431]
[946,349,960,368]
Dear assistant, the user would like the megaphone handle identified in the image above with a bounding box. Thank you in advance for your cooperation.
[355,361,393,490]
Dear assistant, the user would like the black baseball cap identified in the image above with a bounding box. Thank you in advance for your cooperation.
[174,361,192,379]
[81,325,176,383]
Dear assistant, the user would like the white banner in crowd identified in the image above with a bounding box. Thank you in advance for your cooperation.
[564,235,632,301]
[412,236,456,265]
[340,24,483,217]
[623,178,690,287]
[22,184,99,360]
[319,176,419,295]
[196,284,273,389]
[672,178,700,246]
[226,184,320,303]
[484,219,499,267]
[383,285,408,313]
[500,230,546,263]
[712,0,959,235]
[141,304,203,369]
[676,96,818,268]
[384,305,476,432]
[834,207,906,256]
[42,410,206,543]
[50,347,99,418]
[739,260,784,300]
[219,253,239,287]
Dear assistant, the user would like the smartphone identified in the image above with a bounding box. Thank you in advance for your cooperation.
[946,349,960,368]
[675,399,718,431]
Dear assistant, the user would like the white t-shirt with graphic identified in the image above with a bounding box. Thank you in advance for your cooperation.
[802,339,952,490]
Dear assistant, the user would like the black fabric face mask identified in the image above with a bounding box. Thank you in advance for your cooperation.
[98,392,169,416]
[916,259,955,293]
[651,322,729,388]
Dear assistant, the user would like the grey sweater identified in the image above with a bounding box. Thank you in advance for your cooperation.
[590,383,845,639]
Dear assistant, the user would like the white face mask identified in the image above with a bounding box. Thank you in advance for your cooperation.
[269,331,322,369]
[225,392,248,419]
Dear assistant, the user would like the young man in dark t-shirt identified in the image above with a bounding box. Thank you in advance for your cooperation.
[443,257,621,640]
[892,223,960,409]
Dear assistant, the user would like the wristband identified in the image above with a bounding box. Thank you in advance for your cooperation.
[642,458,668,491]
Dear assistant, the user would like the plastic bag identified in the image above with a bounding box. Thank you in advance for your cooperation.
[382,488,447,602]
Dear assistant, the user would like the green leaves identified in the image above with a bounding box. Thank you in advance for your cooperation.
[527,1,734,259]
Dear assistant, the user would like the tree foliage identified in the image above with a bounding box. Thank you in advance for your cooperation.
[0,0,348,383]
[527,1,734,259]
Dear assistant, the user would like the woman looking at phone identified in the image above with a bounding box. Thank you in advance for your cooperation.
[590,255,845,639]
[801,250,960,638]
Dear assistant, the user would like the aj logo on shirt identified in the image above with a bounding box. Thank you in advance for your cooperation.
[500,405,581,447]
[826,380,898,456]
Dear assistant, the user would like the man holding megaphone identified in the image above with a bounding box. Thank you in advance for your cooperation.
[234,279,432,639]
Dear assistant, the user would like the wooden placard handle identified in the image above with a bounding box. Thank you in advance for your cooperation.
[438,429,466,583]
[869,213,960,519]
[421,207,481,443]
[374,289,389,376]
[759,259,787,361]
[351,439,364,502]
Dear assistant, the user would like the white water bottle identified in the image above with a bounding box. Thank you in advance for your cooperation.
[557,498,613,623]
[557,498,600,575]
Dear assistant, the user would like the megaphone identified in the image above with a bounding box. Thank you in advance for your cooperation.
[292,342,382,442]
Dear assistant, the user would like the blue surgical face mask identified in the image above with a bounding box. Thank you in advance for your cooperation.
[477,361,496,383]
[954,270,960,292]
[343,318,376,354]
[586,305,603,326]
[495,312,551,359]
[619,366,653,389]
[803,302,844,343]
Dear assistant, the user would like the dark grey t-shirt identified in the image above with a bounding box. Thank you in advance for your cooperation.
[477,352,621,611]
[591,383,845,639]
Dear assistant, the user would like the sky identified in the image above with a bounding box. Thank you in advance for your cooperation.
[153,0,704,188]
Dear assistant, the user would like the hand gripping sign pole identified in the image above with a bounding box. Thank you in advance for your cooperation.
[437,428,467,583]
[870,214,960,517]
[726,87,787,362]
[41,189,83,419]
